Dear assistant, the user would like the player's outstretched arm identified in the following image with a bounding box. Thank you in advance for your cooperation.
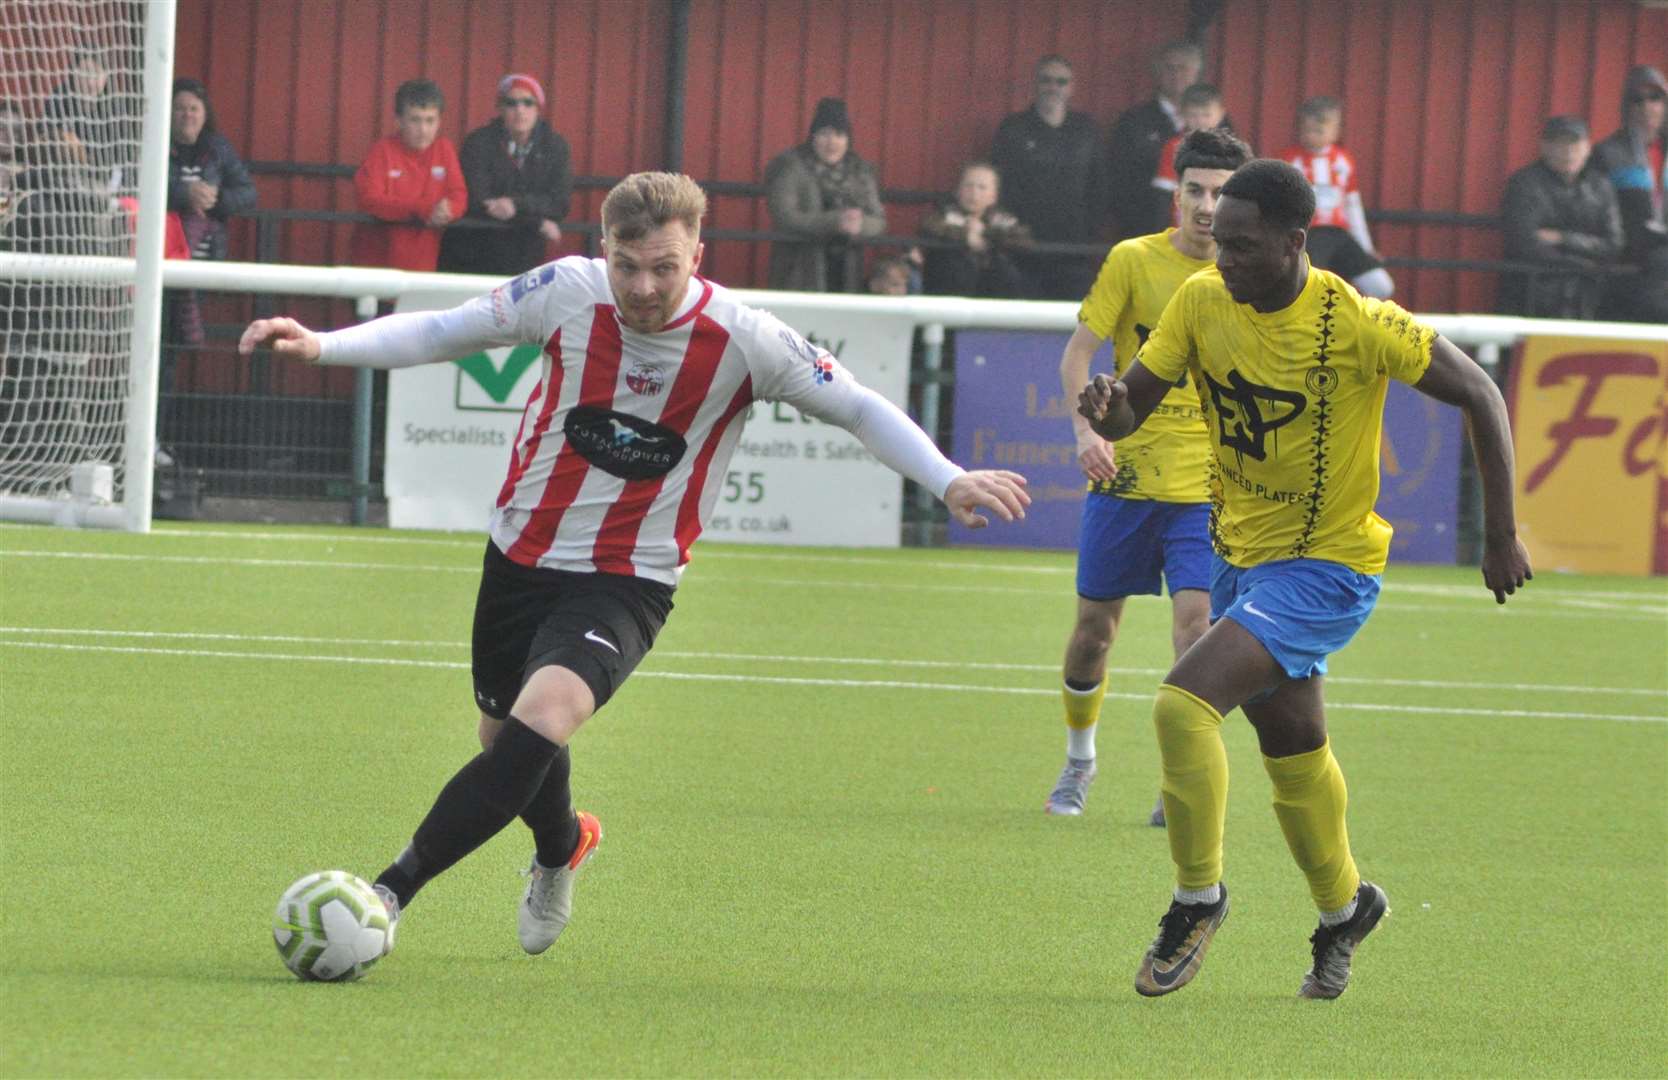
[1413,336,1532,603]
[1060,323,1116,483]
[238,317,321,362]
[1076,361,1170,442]
[945,470,1030,529]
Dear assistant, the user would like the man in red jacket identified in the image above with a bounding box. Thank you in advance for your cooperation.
[351,79,467,271]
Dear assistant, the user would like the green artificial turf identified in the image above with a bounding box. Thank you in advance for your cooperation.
[1,522,1664,1077]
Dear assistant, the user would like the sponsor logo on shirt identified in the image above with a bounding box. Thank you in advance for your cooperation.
[510,264,556,304]
[388,168,403,178]
[1202,369,1307,464]
[811,354,835,384]
[776,326,836,386]
[563,405,687,480]
[431,165,446,179]
[625,362,665,396]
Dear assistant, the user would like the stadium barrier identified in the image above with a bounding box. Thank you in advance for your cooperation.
[3,253,1666,570]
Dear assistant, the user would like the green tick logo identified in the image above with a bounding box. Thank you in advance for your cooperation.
[455,344,544,411]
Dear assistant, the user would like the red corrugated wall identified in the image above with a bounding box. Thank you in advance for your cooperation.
[162,0,1665,313]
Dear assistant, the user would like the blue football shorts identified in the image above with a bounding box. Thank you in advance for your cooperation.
[1075,494,1212,601]
[1209,556,1382,680]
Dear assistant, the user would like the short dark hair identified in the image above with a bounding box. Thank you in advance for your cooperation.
[171,76,217,139]
[1298,95,1341,121]
[1179,82,1223,109]
[1174,128,1253,178]
[1221,159,1316,232]
[1156,40,1203,65]
[395,79,444,115]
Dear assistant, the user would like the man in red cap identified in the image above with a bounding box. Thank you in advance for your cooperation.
[438,72,574,277]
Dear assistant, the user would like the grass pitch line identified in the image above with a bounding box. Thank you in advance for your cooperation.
[20,525,1668,603]
[3,638,1664,724]
[4,626,1665,699]
[3,547,1661,619]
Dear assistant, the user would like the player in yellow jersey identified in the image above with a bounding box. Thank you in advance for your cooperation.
[1080,160,1531,999]
[1046,130,1253,820]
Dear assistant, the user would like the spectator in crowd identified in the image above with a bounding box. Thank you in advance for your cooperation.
[1150,83,1228,227]
[866,254,913,296]
[1498,116,1622,319]
[991,55,1105,300]
[350,79,467,272]
[764,97,885,292]
[1280,96,1394,299]
[918,161,1033,298]
[42,48,131,195]
[166,77,255,346]
[437,74,572,277]
[1106,41,1203,241]
[0,100,27,221]
[1592,65,1668,322]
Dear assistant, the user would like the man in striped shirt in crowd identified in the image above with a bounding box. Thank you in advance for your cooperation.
[238,172,1030,959]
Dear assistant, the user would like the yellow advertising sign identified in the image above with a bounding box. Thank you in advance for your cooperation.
[1508,336,1668,575]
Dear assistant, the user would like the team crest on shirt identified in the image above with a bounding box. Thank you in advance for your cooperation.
[625,362,665,396]
[563,406,687,480]
[1305,366,1338,398]
[431,165,447,180]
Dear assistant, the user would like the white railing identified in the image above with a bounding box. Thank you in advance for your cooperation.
[5,253,1667,345]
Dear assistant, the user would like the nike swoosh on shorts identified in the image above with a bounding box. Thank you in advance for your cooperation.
[1240,601,1277,624]
[584,629,620,654]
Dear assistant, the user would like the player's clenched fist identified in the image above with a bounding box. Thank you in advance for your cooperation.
[1077,373,1131,441]
[944,469,1030,529]
[238,317,322,362]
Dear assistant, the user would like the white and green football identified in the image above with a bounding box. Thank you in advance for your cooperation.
[272,871,390,982]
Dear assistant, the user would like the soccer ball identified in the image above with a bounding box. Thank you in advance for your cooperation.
[272,870,390,981]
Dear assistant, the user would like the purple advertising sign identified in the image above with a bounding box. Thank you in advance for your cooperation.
[949,330,1461,563]
[949,330,1085,549]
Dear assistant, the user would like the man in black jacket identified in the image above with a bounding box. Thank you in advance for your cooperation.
[1498,116,1623,320]
[1591,65,1668,322]
[438,74,573,277]
[990,55,1105,300]
[1106,41,1202,242]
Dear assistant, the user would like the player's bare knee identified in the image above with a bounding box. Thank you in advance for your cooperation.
[511,665,596,745]
[477,712,504,750]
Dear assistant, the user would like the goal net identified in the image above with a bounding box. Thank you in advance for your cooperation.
[0,0,174,530]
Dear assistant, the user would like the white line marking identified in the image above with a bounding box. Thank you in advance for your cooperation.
[1,626,1663,699]
[7,525,1665,601]
[1,639,1663,724]
[12,548,1654,619]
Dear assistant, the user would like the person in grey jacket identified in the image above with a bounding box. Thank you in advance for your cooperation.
[764,98,885,292]
[1591,65,1668,321]
[1498,116,1623,319]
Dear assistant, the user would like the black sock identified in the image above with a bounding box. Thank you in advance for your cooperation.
[520,742,581,868]
[1065,676,1101,692]
[375,716,559,906]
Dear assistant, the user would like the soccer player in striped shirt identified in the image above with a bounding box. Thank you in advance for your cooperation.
[239,172,1030,958]
[1080,160,1530,999]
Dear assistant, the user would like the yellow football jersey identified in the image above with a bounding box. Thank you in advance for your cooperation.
[1076,230,1212,502]
[1135,264,1436,574]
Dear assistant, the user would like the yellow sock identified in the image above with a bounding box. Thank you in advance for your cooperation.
[1062,677,1106,760]
[1263,742,1361,912]
[1152,684,1229,890]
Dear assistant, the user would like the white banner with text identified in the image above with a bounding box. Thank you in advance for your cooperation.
[385,287,915,546]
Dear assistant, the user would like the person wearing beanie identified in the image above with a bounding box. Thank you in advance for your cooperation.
[437,72,573,277]
[763,96,886,292]
[1591,65,1668,320]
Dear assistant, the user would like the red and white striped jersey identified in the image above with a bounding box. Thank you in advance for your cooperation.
[319,256,957,585]
[486,257,906,583]
[1281,144,1360,230]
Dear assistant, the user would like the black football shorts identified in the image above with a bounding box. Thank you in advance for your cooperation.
[470,541,675,719]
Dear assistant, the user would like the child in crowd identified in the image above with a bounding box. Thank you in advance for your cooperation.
[1280,96,1395,298]
[350,79,467,271]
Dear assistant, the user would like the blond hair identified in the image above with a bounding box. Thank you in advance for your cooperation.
[601,172,708,242]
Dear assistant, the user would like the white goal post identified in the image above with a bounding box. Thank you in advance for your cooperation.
[0,0,175,530]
